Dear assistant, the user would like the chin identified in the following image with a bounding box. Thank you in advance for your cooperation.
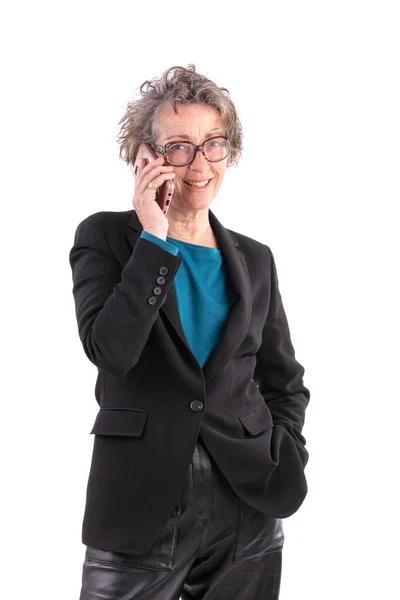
[186,195,214,209]
[174,190,215,209]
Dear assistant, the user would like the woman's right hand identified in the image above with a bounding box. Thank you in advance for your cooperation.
[132,156,176,239]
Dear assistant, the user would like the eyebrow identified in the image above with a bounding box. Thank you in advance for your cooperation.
[165,129,223,141]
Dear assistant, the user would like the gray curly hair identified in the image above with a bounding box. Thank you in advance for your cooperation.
[117,64,243,168]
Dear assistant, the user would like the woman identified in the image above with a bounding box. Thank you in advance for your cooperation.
[70,64,310,600]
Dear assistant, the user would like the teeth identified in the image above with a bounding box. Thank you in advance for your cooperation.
[185,179,210,187]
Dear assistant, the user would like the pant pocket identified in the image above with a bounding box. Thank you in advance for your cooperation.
[84,493,183,572]
[233,499,284,563]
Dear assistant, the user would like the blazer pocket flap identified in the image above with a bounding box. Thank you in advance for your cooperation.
[238,403,274,435]
[90,408,148,437]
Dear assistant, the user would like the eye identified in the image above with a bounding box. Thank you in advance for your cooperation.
[207,139,223,148]
[170,143,187,152]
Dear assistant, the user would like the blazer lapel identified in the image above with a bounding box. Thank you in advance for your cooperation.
[127,209,252,383]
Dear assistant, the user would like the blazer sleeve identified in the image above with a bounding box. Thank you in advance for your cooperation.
[254,245,310,515]
[69,214,182,376]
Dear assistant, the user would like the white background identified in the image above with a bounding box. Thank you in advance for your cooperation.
[1,1,399,598]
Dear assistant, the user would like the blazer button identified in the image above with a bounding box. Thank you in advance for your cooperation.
[148,296,157,305]
[159,266,169,275]
[156,276,166,285]
[153,286,162,295]
[190,400,204,412]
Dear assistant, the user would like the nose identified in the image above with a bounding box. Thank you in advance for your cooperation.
[189,148,208,169]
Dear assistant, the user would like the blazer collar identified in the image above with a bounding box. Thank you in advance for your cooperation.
[127,209,251,384]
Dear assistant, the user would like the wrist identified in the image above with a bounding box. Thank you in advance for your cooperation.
[143,229,168,241]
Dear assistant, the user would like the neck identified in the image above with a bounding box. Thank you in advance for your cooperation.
[166,206,213,243]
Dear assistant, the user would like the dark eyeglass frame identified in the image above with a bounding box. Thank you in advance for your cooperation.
[151,136,230,167]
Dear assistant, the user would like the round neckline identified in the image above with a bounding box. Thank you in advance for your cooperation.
[167,236,220,252]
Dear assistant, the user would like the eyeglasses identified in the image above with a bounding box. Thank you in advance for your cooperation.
[151,136,230,167]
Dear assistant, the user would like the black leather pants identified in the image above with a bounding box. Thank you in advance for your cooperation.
[79,435,284,599]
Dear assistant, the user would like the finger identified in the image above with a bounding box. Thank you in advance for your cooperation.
[139,166,175,193]
[135,157,165,186]
[136,156,164,180]
[141,172,176,196]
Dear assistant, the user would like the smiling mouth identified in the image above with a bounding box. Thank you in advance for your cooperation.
[183,179,211,188]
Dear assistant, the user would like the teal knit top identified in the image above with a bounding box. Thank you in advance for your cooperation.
[140,231,238,368]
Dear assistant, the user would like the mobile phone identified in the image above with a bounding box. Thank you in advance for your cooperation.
[133,144,175,215]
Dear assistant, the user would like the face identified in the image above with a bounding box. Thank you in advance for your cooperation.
[154,104,229,212]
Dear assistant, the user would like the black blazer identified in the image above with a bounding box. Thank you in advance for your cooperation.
[69,208,310,556]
